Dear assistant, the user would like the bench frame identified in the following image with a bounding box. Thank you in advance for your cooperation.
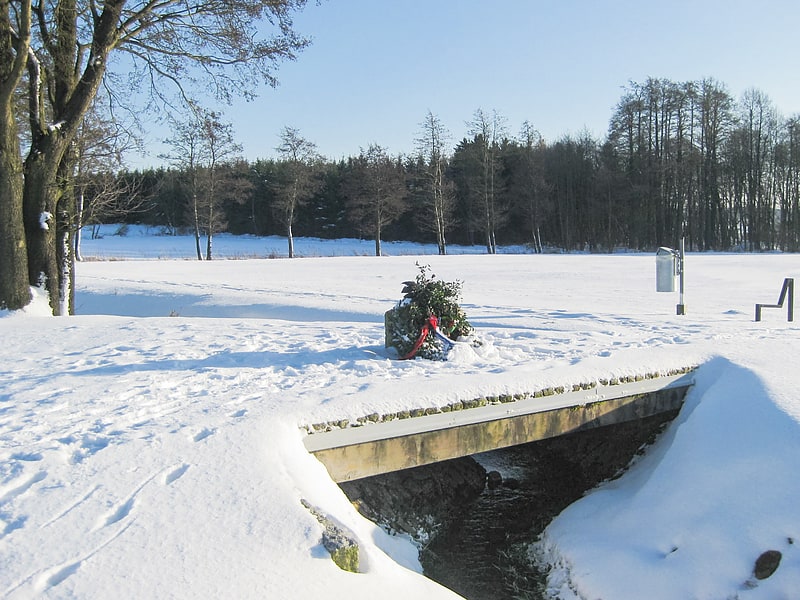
[755,278,794,322]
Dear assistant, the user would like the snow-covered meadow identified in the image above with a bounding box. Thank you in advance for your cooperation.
[1,227,799,599]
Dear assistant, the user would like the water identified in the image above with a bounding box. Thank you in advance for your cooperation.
[419,415,676,599]
[420,446,556,600]
[343,415,675,600]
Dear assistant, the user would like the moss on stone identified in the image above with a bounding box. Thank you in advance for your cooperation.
[301,499,360,574]
[329,543,359,573]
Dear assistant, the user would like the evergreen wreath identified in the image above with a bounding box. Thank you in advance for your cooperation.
[385,264,473,360]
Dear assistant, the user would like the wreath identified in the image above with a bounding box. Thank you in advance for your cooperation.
[385,264,473,360]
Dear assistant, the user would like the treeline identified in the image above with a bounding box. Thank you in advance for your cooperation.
[104,77,800,255]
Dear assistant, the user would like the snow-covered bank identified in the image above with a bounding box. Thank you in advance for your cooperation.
[536,353,800,599]
[2,233,799,598]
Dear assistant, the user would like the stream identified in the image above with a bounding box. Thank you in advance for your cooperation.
[420,444,573,600]
[342,413,677,600]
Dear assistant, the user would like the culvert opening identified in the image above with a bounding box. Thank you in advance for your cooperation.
[339,411,679,600]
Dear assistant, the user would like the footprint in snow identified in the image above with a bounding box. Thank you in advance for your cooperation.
[101,495,135,528]
[10,452,43,462]
[94,469,164,531]
[42,560,81,589]
[163,464,190,485]
[192,427,215,443]
[0,471,47,506]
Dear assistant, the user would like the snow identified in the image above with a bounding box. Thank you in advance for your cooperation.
[2,227,799,599]
[39,213,52,231]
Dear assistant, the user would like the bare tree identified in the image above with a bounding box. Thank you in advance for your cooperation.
[200,112,241,259]
[163,110,241,259]
[73,101,143,262]
[738,88,779,250]
[415,110,454,255]
[274,126,321,257]
[344,144,407,256]
[468,108,507,253]
[163,115,206,259]
[514,121,548,252]
[1,0,310,313]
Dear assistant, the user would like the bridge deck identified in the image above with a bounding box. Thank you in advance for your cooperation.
[305,371,695,482]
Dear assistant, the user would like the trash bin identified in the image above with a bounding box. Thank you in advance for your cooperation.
[656,247,677,292]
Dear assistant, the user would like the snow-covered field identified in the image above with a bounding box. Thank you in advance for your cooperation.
[1,228,799,599]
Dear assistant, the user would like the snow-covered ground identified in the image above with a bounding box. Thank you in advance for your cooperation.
[1,228,799,599]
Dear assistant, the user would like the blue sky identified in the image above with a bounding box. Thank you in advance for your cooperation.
[131,0,800,166]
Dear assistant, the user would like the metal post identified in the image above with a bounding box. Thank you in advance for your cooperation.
[676,237,686,315]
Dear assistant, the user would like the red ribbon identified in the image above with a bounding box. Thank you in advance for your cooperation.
[399,315,439,360]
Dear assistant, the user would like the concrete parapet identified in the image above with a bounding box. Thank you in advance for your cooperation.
[305,372,694,482]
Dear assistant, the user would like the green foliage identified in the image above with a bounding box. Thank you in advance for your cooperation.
[386,264,472,360]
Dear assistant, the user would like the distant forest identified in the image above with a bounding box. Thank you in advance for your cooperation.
[95,77,800,256]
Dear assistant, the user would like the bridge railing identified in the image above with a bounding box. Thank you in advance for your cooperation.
[755,278,794,322]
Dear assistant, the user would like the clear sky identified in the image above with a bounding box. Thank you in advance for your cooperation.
[130,0,800,166]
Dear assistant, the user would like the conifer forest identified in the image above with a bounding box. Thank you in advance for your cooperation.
[111,78,800,256]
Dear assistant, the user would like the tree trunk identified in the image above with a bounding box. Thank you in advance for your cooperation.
[192,193,203,260]
[205,179,214,260]
[435,190,447,255]
[205,233,213,261]
[0,108,31,310]
[54,149,77,314]
[0,0,33,311]
[56,192,75,315]
[287,199,296,258]
[484,204,495,254]
[23,147,62,314]
[74,188,84,262]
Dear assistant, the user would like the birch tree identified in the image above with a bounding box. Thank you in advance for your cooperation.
[274,126,321,258]
[163,110,241,260]
[468,108,507,253]
[415,110,454,255]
